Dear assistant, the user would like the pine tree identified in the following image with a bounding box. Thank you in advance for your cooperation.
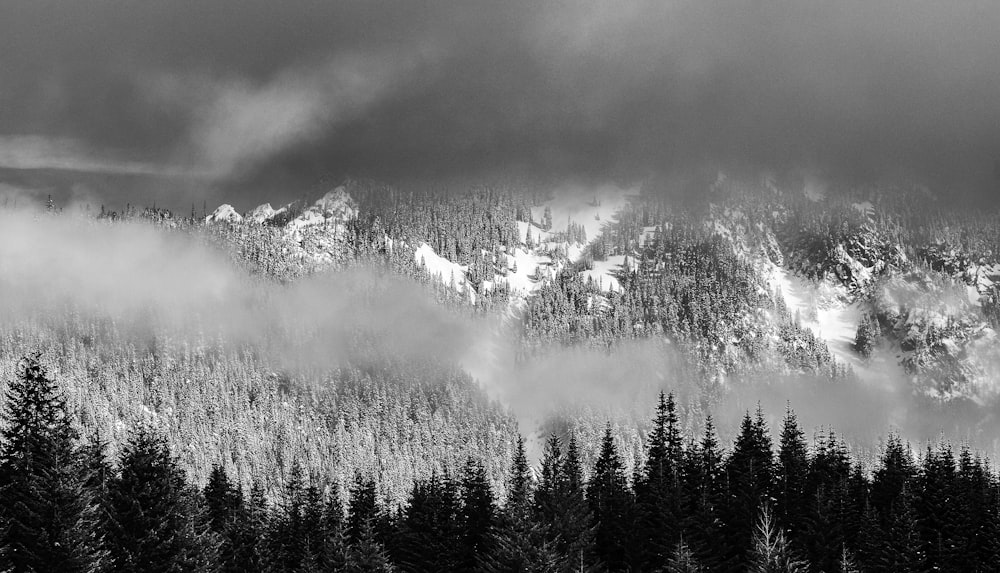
[506,436,532,521]
[535,434,598,572]
[394,472,461,572]
[666,539,704,573]
[459,458,496,570]
[106,426,219,572]
[204,464,241,533]
[853,314,880,358]
[348,472,381,546]
[802,429,854,571]
[229,481,270,573]
[775,406,808,537]
[723,408,774,572]
[914,444,961,572]
[748,504,810,573]
[535,434,563,523]
[870,434,915,519]
[587,423,634,572]
[482,436,566,572]
[955,448,999,571]
[202,464,244,572]
[301,483,327,568]
[0,355,107,573]
[273,462,309,570]
[345,520,394,573]
[635,392,683,569]
[860,487,925,573]
[320,482,349,571]
[681,416,726,571]
[80,431,113,554]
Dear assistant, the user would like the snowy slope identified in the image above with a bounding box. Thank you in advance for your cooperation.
[414,242,477,304]
[452,184,643,303]
[579,255,639,293]
[767,264,871,375]
[529,183,637,242]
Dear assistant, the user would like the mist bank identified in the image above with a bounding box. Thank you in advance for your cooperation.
[0,210,479,376]
[497,337,1000,466]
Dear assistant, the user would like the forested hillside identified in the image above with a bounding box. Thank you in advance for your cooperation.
[9,174,1000,501]
[4,356,998,573]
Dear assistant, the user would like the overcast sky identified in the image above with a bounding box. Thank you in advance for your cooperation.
[3,0,1000,208]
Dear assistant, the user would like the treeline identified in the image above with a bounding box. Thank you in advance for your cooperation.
[0,309,518,505]
[6,355,999,572]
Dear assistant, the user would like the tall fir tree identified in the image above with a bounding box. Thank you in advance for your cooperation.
[345,519,394,573]
[319,482,349,571]
[587,423,635,572]
[202,464,245,573]
[348,472,382,546]
[272,462,309,571]
[0,355,107,573]
[459,458,496,570]
[482,436,565,572]
[775,406,808,537]
[536,434,598,572]
[535,433,564,525]
[393,472,461,572]
[106,426,218,572]
[635,392,683,570]
[722,408,774,572]
[870,434,915,519]
[859,486,926,573]
[914,444,963,573]
[803,430,854,572]
[681,416,726,571]
[230,481,271,573]
[506,436,533,521]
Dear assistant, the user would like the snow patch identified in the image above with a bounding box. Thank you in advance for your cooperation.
[517,221,552,246]
[414,243,476,304]
[580,255,636,293]
[528,184,638,245]
[767,263,871,376]
[501,247,554,295]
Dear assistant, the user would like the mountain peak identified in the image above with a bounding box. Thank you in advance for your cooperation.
[205,204,242,224]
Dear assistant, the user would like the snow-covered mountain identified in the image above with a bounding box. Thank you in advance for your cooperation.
[207,186,358,231]
[200,176,1000,406]
[205,185,360,275]
[705,177,1000,401]
[205,204,243,224]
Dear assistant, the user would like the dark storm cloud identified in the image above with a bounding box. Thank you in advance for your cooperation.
[3,0,1000,204]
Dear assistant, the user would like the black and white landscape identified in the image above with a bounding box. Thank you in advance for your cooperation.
[2,1,1000,572]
